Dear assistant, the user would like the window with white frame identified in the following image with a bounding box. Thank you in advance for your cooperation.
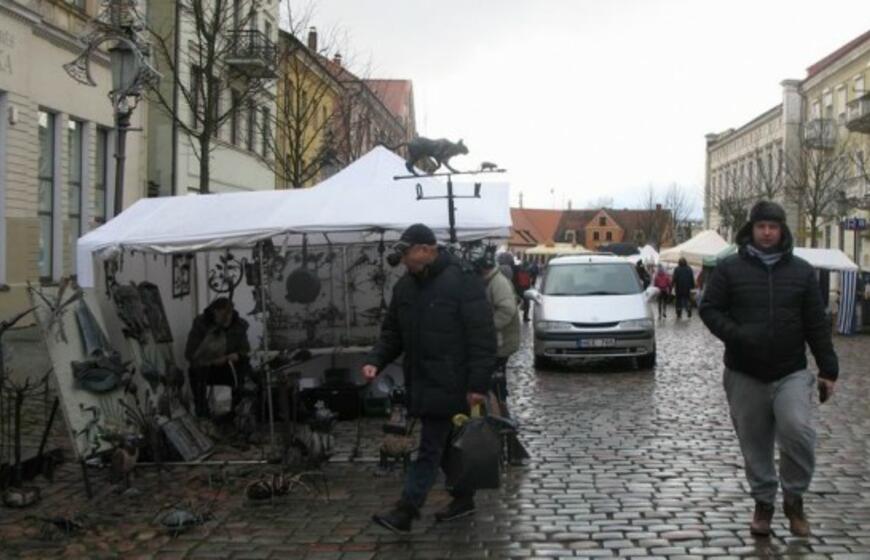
[856,75,865,96]
[37,110,56,280]
[67,119,83,239]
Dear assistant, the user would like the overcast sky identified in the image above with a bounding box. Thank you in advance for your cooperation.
[289,1,870,214]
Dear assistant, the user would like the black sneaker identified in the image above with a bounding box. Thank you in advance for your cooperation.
[435,497,476,522]
[372,502,418,534]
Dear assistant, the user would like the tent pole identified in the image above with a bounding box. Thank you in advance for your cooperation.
[258,241,275,448]
[342,246,351,343]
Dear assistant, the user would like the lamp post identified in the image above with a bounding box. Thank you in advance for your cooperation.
[64,0,160,218]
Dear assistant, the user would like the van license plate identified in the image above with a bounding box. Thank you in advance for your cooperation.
[579,338,616,348]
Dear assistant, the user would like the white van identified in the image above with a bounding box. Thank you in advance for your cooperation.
[525,254,656,370]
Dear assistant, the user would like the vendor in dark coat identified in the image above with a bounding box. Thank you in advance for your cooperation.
[184,298,252,418]
[362,224,497,534]
[672,257,696,319]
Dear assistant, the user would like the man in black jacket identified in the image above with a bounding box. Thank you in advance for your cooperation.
[700,201,838,538]
[672,257,696,319]
[362,224,497,534]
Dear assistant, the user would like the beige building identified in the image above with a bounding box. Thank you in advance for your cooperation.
[800,30,870,270]
[146,0,279,195]
[0,0,147,316]
[704,81,800,240]
[705,29,870,271]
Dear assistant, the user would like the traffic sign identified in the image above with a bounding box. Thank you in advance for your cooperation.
[842,218,868,231]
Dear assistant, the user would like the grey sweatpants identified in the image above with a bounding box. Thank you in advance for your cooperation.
[723,368,817,505]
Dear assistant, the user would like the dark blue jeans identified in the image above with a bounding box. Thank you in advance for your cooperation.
[401,416,474,510]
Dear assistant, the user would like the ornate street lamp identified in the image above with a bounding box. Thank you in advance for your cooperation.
[64,0,160,217]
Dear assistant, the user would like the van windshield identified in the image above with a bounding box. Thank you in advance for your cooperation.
[542,263,642,296]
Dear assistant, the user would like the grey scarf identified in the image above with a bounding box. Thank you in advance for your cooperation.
[746,244,783,268]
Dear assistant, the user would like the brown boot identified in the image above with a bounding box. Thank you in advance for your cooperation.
[783,494,811,537]
[750,501,774,537]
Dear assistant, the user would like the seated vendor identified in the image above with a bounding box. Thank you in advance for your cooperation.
[184,297,252,419]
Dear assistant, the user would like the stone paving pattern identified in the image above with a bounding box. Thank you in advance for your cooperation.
[0,318,869,559]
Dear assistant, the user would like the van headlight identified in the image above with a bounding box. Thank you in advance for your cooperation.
[619,318,654,330]
[535,321,573,332]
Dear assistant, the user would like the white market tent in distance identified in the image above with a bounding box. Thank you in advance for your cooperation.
[659,230,729,268]
[639,244,659,265]
[77,146,511,288]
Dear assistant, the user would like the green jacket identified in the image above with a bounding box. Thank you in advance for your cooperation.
[483,267,520,358]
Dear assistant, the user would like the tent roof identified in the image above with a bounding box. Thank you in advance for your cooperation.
[77,147,510,287]
[639,245,659,264]
[704,244,859,271]
[659,230,729,267]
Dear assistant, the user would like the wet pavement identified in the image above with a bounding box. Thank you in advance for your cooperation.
[0,317,869,559]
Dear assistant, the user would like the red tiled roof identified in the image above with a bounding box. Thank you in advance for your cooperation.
[509,208,564,247]
[365,79,413,123]
[806,29,870,80]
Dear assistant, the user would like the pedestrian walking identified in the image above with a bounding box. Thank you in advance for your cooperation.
[653,265,672,319]
[672,257,696,319]
[476,252,526,464]
[636,260,651,289]
[513,262,533,322]
[362,224,497,534]
[699,200,838,538]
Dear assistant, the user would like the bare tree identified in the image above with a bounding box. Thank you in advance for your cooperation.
[785,141,853,247]
[749,147,785,201]
[663,183,696,244]
[635,185,672,250]
[712,167,755,241]
[267,29,344,188]
[147,0,276,193]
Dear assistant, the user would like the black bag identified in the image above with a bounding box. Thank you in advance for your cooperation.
[444,409,501,492]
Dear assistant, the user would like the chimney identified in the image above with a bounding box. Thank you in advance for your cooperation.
[655,203,662,211]
[333,52,342,66]
[307,27,317,52]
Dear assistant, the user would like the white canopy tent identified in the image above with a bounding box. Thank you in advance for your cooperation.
[793,247,859,272]
[77,147,511,287]
[639,245,659,265]
[659,230,729,268]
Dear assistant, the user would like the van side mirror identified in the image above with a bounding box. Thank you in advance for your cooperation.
[524,289,542,303]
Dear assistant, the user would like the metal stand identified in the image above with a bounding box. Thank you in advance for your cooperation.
[257,242,276,448]
[393,168,505,244]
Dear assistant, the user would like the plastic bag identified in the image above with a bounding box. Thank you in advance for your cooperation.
[444,407,501,492]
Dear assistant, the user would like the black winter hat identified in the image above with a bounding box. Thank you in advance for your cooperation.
[393,223,437,252]
[749,200,786,224]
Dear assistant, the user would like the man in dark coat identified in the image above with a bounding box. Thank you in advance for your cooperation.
[699,201,838,538]
[362,224,497,534]
[672,257,696,319]
[184,298,251,418]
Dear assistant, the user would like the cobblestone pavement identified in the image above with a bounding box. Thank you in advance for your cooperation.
[1,318,869,559]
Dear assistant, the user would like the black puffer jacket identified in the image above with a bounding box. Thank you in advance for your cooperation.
[699,222,838,382]
[672,264,696,297]
[366,249,497,418]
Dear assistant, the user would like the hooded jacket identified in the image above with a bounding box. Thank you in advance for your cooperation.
[366,249,497,418]
[483,267,521,358]
[699,219,838,381]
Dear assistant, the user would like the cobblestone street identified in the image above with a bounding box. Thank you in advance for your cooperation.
[1,318,869,559]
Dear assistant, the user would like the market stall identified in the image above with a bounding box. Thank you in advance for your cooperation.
[39,147,511,476]
[658,230,729,268]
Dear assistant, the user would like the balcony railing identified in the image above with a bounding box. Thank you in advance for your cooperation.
[803,118,837,150]
[225,29,277,79]
[846,91,870,134]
